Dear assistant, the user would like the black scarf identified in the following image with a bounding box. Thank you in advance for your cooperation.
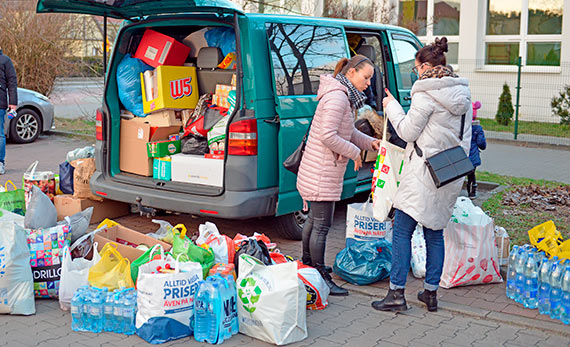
[335,73,367,110]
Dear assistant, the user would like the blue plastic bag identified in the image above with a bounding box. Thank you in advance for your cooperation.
[58,161,74,195]
[333,239,392,285]
[116,54,153,117]
[204,27,236,57]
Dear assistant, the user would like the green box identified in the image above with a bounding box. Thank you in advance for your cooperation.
[153,157,172,181]
[147,140,181,158]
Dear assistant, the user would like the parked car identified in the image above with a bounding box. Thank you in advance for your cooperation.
[8,88,54,143]
[36,0,421,239]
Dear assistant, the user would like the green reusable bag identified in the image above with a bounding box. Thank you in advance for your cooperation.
[0,180,26,215]
[170,224,215,278]
[130,244,168,284]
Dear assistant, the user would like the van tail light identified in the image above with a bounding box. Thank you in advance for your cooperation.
[228,119,257,156]
[96,109,104,141]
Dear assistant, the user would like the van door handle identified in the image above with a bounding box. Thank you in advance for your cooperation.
[403,96,412,101]
[264,116,280,124]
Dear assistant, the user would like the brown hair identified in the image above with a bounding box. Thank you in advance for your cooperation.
[333,54,373,77]
[415,37,448,67]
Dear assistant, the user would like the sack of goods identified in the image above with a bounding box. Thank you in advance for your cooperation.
[410,225,427,278]
[136,253,203,344]
[333,239,392,285]
[346,201,393,246]
[196,222,235,265]
[59,242,102,310]
[237,255,307,345]
[440,197,503,288]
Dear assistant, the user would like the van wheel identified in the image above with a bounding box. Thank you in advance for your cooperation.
[275,210,307,241]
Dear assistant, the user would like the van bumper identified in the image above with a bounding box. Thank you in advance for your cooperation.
[90,172,278,219]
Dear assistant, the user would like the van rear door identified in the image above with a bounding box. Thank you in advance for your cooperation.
[264,22,353,215]
[386,31,421,110]
[37,0,244,18]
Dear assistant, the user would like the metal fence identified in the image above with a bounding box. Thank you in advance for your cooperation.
[456,60,570,146]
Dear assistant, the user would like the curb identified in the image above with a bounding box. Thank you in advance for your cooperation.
[341,283,570,337]
[487,137,570,151]
[48,130,96,139]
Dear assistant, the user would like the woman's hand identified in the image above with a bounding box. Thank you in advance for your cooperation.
[382,88,395,110]
[354,156,363,171]
[371,139,381,151]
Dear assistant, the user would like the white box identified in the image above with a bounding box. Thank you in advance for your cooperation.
[171,153,224,187]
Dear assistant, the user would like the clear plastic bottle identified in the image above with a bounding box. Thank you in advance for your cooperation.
[113,293,124,334]
[89,289,104,333]
[226,275,239,337]
[70,292,84,332]
[549,260,564,320]
[122,293,137,335]
[559,265,570,325]
[103,290,116,332]
[538,256,554,315]
[82,289,92,332]
[514,247,528,304]
[194,280,219,344]
[523,253,539,308]
[506,245,520,299]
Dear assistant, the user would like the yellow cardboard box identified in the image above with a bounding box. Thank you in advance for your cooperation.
[141,65,199,114]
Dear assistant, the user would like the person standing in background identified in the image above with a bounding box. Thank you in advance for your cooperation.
[468,101,486,199]
[0,48,18,175]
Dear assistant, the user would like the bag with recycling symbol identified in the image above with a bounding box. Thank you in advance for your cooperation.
[236,254,307,345]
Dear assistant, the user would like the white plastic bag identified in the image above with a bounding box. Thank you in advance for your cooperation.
[136,255,203,344]
[196,221,235,264]
[372,116,405,221]
[237,255,307,345]
[58,243,101,310]
[346,201,393,246]
[411,225,426,278]
[0,210,35,315]
[440,197,503,288]
[298,264,329,310]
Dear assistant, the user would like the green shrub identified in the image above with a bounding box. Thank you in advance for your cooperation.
[551,85,570,125]
[496,83,514,126]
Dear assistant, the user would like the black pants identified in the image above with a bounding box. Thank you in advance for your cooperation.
[467,170,477,191]
[302,201,335,267]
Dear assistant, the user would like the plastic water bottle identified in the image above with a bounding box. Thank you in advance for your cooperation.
[89,289,104,333]
[113,294,124,334]
[514,247,528,303]
[82,290,92,331]
[7,109,16,120]
[560,265,570,325]
[103,291,115,332]
[506,245,519,299]
[549,260,564,320]
[226,275,239,336]
[70,292,84,332]
[538,256,553,315]
[523,253,539,308]
[122,293,137,335]
[194,280,219,344]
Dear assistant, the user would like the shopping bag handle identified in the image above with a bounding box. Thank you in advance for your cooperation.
[4,180,17,191]
[25,160,39,176]
[148,244,165,262]
[173,224,187,240]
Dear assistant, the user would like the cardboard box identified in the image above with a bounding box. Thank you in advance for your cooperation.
[54,194,129,224]
[153,157,172,181]
[141,65,199,114]
[212,84,236,108]
[134,29,191,68]
[120,118,180,176]
[132,109,183,127]
[147,139,181,158]
[171,153,224,187]
[94,224,171,262]
[230,74,237,87]
[496,235,510,259]
[181,109,194,126]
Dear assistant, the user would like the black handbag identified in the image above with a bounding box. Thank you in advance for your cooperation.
[414,113,474,188]
[282,121,312,174]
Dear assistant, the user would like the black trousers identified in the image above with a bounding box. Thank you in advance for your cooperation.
[301,201,335,267]
[467,171,477,191]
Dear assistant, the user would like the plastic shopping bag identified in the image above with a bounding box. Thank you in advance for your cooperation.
[346,201,393,246]
[23,161,56,208]
[196,221,235,265]
[171,225,215,278]
[59,243,101,310]
[130,244,166,285]
[136,255,203,344]
[440,197,503,288]
[0,210,35,315]
[88,243,134,291]
[333,239,392,285]
[0,180,25,216]
[26,224,71,298]
[58,161,74,195]
[371,116,405,221]
[116,54,153,117]
[237,255,307,345]
[411,225,426,278]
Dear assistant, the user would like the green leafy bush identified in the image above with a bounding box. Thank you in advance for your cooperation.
[551,85,570,125]
[496,83,514,126]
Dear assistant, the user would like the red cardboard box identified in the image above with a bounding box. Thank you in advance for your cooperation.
[134,29,191,68]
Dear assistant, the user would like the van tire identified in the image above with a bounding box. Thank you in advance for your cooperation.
[275,210,308,241]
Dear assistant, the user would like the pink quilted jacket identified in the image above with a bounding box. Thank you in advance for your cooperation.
[296,75,375,202]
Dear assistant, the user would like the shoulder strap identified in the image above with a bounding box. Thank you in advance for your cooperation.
[302,118,313,143]
[414,113,466,158]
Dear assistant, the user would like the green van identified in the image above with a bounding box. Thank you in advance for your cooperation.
[37,0,422,239]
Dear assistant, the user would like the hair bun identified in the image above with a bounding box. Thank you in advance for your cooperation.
[434,37,448,54]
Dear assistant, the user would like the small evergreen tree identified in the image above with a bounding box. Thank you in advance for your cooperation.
[551,85,570,125]
[496,83,514,126]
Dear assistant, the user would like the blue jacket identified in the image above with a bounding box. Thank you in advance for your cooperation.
[469,121,486,167]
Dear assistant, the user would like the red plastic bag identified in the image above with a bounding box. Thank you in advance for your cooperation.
[184,116,208,137]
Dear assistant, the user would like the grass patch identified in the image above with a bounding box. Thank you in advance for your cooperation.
[478,171,570,246]
[55,117,95,136]
[479,118,570,138]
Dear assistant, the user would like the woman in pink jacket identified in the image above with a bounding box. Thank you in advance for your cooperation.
[297,55,380,296]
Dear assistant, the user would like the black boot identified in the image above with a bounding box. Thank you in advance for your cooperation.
[371,288,407,312]
[302,258,332,273]
[469,183,478,199]
[317,266,348,296]
[417,289,438,312]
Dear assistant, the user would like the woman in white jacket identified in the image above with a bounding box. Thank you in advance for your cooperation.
[372,37,472,312]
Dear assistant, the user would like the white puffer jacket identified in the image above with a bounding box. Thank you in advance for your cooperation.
[386,76,472,230]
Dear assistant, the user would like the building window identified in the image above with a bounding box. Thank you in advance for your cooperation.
[484,0,563,66]
[398,0,459,66]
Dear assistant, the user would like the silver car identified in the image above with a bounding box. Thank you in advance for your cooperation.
[7,88,55,143]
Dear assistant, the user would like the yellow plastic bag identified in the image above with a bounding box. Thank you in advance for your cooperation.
[528,221,562,256]
[97,218,121,230]
[88,243,134,291]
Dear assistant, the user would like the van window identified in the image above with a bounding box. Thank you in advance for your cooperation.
[392,35,419,90]
[266,23,346,96]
